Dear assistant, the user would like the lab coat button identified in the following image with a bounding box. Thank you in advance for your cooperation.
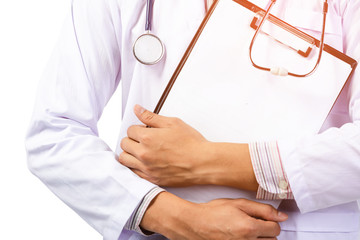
[279,180,288,190]
[278,193,287,199]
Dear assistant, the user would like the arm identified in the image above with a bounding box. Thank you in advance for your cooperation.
[140,191,287,240]
[277,0,360,213]
[25,1,156,239]
[120,0,360,214]
[120,106,292,199]
[119,105,258,191]
[26,2,287,239]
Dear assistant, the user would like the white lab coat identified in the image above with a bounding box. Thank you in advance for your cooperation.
[25,0,360,239]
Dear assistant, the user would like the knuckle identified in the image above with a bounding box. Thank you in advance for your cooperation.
[119,153,128,165]
[169,117,182,126]
[233,198,246,208]
[138,150,147,160]
[173,117,182,124]
[140,133,151,144]
[126,126,134,136]
[138,149,151,161]
[119,151,126,159]
[242,222,256,237]
[274,223,281,236]
[264,204,276,217]
[142,111,155,122]
[120,138,127,150]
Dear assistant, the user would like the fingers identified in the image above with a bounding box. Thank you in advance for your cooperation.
[127,125,145,142]
[118,151,143,170]
[235,199,288,222]
[134,104,170,128]
[120,137,143,159]
[254,218,281,238]
[131,168,152,181]
[118,153,154,182]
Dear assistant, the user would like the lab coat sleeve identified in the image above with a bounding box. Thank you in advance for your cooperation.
[25,0,156,239]
[277,0,360,214]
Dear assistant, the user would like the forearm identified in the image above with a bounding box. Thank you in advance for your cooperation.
[140,192,287,240]
[199,142,258,191]
[279,122,360,212]
[120,108,259,191]
[26,116,157,238]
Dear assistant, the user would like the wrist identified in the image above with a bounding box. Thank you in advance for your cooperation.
[140,192,195,238]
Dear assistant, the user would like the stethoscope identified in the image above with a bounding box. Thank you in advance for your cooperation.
[133,0,211,65]
[250,0,328,77]
[133,0,165,65]
[134,0,328,78]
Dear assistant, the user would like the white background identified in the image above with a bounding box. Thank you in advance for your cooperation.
[0,0,359,239]
[0,0,121,239]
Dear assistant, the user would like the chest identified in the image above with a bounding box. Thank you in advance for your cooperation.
[117,0,347,118]
[118,0,345,74]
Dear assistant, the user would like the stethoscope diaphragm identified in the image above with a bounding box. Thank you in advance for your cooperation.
[133,32,165,65]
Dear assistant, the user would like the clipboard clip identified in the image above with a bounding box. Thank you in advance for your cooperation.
[250,12,315,58]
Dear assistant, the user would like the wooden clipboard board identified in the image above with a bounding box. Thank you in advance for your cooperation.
[154,0,357,206]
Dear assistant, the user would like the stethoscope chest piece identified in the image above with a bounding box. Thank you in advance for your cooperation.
[133,0,165,65]
[133,32,165,65]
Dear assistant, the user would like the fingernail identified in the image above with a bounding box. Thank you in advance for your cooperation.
[134,104,146,115]
[278,211,288,220]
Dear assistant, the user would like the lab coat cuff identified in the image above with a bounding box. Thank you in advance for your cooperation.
[249,141,294,200]
[277,138,318,213]
[102,177,157,240]
[126,187,166,236]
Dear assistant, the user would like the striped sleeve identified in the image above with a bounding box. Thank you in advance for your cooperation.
[125,187,165,235]
[249,141,294,200]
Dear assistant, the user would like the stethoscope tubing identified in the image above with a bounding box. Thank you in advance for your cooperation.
[145,0,153,31]
[136,0,328,76]
[249,0,329,77]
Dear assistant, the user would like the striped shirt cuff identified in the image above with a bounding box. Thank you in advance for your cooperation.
[249,141,294,200]
[125,187,165,235]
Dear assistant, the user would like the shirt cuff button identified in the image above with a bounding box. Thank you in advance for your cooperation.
[279,180,289,190]
[278,193,287,199]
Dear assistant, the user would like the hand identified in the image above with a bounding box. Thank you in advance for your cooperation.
[119,104,212,186]
[119,105,258,190]
[142,192,287,240]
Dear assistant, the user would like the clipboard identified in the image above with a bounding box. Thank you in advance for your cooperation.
[154,0,357,207]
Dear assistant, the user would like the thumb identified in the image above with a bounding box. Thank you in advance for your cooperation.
[235,199,288,222]
[134,104,169,128]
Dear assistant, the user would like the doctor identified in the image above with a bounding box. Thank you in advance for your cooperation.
[121,1,360,240]
[26,0,287,239]
[25,0,360,240]
[119,0,360,239]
